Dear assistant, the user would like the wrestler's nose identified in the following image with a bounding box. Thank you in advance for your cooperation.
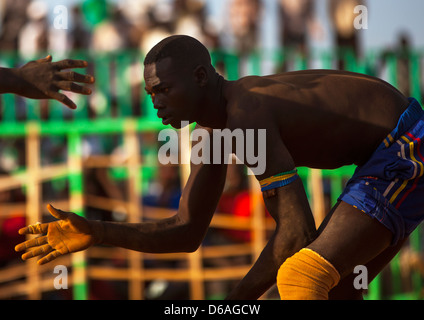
[152,95,164,110]
[153,100,160,109]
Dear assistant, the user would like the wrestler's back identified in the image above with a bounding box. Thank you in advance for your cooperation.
[229,70,410,169]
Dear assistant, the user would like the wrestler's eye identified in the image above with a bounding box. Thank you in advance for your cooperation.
[147,92,155,102]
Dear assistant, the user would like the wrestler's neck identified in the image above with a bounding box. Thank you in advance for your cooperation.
[195,74,232,129]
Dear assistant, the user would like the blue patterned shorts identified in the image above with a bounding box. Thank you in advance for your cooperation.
[339,98,424,245]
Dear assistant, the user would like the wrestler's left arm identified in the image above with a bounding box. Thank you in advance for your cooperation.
[226,124,317,300]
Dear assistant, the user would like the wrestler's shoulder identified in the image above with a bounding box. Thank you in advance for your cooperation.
[226,88,272,128]
[227,76,279,108]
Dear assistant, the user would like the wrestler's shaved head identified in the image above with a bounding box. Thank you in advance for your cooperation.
[144,35,213,73]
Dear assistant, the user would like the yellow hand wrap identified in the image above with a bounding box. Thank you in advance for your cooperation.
[28,222,43,234]
[277,248,341,300]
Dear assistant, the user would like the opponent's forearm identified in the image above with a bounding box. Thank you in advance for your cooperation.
[90,215,198,254]
[0,68,20,94]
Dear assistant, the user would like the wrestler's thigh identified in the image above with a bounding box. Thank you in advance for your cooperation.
[328,238,407,300]
[307,201,393,279]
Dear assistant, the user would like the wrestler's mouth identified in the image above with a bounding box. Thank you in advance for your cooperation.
[158,113,172,125]
[162,117,172,125]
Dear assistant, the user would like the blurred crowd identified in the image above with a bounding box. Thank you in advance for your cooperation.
[0,0,419,80]
[0,0,386,65]
[0,0,423,300]
[0,0,420,82]
[0,0,219,58]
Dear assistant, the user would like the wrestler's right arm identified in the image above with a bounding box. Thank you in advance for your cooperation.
[15,127,228,265]
[93,157,228,255]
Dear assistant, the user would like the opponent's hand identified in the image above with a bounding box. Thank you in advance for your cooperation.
[15,204,97,265]
[13,55,95,109]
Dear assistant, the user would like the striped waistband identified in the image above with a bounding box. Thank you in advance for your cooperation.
[381,97,424,149]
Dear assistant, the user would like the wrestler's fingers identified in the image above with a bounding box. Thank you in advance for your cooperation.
[35,55,52,64]
[21,244,52,261]
[15,235,48,252]
[48,91,76,110]
[52,59,88,70]
[37,250,62,265]
[56,81,92,95]
[18,222,48,235]
[57,71,95,84]
[47,204,71,221]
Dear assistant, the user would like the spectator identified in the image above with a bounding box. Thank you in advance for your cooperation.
[0,0,29,52]
[223,0,262,56]
[69,5,92,51]
[329,0,365,69]
[92,12,126,52]
[380,33,414,97]
[117,0,153,49]
[278,0,322,71]
[139,0,174,55]
[143,163,181,210]
[174,0,219,50]
[18,0,49,60]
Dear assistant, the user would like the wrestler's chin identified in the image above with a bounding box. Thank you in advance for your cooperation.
[168,119,190,129]
[161,116,174,126]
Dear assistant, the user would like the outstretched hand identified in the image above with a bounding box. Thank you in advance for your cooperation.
[15,204,99,265]
[14,55,95,109]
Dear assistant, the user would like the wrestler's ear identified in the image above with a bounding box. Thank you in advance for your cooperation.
[193,65,208,87]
